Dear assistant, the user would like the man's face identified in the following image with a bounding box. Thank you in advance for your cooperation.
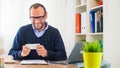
[30,7,47,31]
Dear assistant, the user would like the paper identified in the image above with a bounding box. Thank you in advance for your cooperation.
[5,59,17,64]
[3,55,18,64]
[26,43,40,49]
[20,60,48,65]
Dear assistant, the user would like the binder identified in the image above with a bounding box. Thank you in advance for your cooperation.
[81,12,87,34]
[76,13,81,33]
[90,10,95,33]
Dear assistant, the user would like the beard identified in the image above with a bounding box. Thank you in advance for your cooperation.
[34,22,46,31]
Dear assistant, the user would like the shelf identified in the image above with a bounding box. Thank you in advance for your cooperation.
[75,3,87,8]
[90,5,103,11]
[89,33,103,35]
[76,33,86,36]
[75,3,87,13]
[75,0,103,42]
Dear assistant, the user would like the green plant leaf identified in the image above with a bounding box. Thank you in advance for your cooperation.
[82,40,103,52]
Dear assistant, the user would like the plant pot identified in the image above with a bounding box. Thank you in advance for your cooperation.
[83,52,102,68]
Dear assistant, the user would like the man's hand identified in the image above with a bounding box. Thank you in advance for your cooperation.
[21,45,31,57]
[36,45,48,57]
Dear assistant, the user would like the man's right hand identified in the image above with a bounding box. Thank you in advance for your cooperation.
[21,45,31,57]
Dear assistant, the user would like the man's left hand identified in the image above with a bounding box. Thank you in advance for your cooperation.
[36,45,48,57]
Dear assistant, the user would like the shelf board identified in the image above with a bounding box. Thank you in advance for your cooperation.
[75,3,87,8]
[76,33,86,36]
[89,33,103,35]
[90,5,103,11]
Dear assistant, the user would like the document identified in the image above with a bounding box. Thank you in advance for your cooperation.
[20,60,48,65]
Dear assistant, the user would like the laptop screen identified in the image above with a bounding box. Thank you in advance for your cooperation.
[67,42,83,64]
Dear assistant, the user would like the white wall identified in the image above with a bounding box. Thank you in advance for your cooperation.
[66,0,75,57]
[0,0,75,57]
[47,0,75,57]
[104,0,120,67]
[0,0,23,53]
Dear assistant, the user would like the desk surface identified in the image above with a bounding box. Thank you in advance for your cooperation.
[2,55,110,68]
[4,64,75,68]
[2,55,76,68]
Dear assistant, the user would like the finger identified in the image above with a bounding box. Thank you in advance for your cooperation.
[37,45,42,48]
[37,46,43,50]
[21,51,29,57]
[37,51,46,57]
[22,45,26,49]
[36,49,42,54]
[37,49,47,56]
[37,50,42,56]
[37,49,43,54]
[24,50,31,56]
[23,49,29,53]
[22,46,27,52]
[23,45,28,50]
[38,51,45,56]
[24,45,30,50]
[23,46,31,53]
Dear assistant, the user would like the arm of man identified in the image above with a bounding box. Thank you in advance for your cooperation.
[8,27,26,60]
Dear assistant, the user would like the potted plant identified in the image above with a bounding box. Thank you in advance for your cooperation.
[82,40,103,68]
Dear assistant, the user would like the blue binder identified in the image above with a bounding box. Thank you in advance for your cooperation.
[90,10,95,33]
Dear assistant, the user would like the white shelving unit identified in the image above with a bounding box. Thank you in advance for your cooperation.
[75,0,103,42]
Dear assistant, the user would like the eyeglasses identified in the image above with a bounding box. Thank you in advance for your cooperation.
[30,15,45,21]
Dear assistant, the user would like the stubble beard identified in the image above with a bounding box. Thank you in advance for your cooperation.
[35,22,46,32]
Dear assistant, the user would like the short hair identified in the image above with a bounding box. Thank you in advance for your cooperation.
[29,3,46,15]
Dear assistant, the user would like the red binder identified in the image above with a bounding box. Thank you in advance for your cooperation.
[76,13,81,33]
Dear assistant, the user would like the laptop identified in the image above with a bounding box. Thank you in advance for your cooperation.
[49,42,84,64]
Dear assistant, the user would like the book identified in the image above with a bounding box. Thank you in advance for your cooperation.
[97,10,103,32]
[95,11,97,33]
[76,13,81,33]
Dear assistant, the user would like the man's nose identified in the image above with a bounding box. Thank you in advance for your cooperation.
[34,18,41,23]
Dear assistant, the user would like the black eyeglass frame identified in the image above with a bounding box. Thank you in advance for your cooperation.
[29,13,46,21]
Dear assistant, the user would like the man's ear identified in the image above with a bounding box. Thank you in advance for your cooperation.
[45,12,48,19]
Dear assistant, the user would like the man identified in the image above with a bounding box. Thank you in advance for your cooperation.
[8,3,67,61]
